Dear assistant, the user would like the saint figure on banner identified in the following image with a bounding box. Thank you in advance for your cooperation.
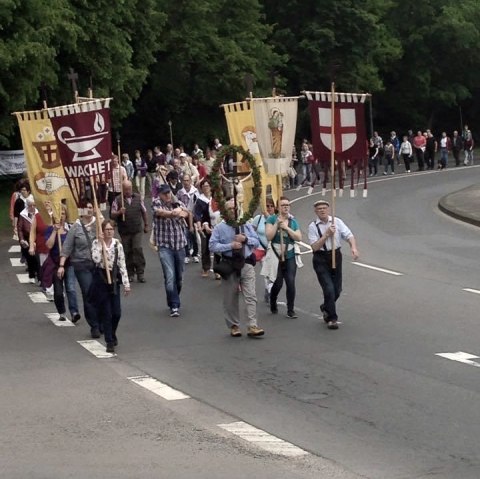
[268,108,283,158]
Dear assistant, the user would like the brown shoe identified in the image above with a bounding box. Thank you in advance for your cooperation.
[327,320,339,330]
[230,325,242,337]
[247,325,265,337]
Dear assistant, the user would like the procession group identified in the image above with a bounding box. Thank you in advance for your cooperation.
[10,139,360,353]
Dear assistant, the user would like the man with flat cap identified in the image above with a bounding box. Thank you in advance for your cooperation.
[152,183,189,317]
[307,199,359,329]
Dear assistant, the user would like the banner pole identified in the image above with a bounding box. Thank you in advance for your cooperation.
[330,82,336,269]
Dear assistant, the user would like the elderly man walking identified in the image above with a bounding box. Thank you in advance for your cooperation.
[111,181,149,283]
[308,199,359,330]
[152,183,189,317]
[209,200,264,338]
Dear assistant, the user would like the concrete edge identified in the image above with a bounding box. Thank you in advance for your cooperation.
[438,192,480,228]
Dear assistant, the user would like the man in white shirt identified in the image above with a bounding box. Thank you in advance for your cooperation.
[308,199,359,330]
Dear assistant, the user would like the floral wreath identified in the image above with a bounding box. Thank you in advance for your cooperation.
[210,144,262,228]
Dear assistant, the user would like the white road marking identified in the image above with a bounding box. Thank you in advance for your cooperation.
[463,288,480,295]
[218,421,309,457]
[8,245,21,253]
[436,351,480,368]
[45,312,74,327]
[352,262,403,276]
[77,340,116,358]
[10,258,23,267]
[128,375,190,401]
[16,273,31,284]
[27,292,50,303]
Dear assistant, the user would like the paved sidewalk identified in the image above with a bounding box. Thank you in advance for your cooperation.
[439,185,480,227]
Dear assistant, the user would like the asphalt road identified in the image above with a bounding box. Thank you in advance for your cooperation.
[3,165,480,478]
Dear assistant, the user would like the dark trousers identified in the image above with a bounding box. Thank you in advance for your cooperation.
[120,231,145,277]
[185,229,199,257]
[201,232,212,272]
[402,154,411,171]
[415,148,425,170]
[368,157,378,175]
[270,256,297,313]
[453,148,461,166]
[312,250,343,321]
[425,150,435,169]
[91,270,121,344]
[22,247,39,279]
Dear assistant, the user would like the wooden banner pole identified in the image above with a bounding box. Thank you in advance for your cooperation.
[330,82,336,269]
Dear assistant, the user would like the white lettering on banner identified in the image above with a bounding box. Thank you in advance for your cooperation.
[64,159,111,178]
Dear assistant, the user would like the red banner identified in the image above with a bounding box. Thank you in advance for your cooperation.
[306,93,367,164]
[48,100,112,209]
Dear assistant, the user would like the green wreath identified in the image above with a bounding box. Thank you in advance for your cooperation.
[210,144,262,228]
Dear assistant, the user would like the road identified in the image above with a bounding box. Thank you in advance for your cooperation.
[2,165,480,478]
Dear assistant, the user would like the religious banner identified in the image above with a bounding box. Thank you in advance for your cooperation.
[48,99,112,214]
[305,90,369,198]
[14,109,78,222]
[222,101,280,207]
[305,91,368,163]
[251,97,298,175]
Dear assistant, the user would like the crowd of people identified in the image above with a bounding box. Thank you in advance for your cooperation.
[9,137,362,351]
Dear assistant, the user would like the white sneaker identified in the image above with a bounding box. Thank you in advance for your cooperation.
[295,185,302,191]
[193,256,200,263]
[184,257,190,264]
[29,278,36,284]
[307,186,313,195]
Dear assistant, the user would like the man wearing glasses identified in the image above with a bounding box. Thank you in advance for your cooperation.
[265,196,302,318]
[308,199,359,330]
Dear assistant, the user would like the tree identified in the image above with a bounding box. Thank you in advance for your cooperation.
[377,0,480,131]
[122,0,284,151]
[0,0,75,145]
[0,0,165,147]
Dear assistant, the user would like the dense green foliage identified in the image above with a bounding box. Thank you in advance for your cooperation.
[1,0,479,150]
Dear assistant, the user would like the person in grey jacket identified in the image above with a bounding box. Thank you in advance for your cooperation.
[57,201,101,338]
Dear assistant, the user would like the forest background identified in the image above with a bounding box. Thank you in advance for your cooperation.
[1,0,479,153]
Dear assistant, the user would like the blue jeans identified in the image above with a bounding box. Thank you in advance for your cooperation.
[53,265,79,316]
[270,256,297,313]
[74,267,100,331]
[158,247,186,309]
[312,250,343,321]
[65,265,79,315]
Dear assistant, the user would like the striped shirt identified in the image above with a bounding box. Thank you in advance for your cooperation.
[151,197,188,250]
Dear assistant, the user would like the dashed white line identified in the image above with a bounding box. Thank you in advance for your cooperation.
[128,375,190,401]
[10,258,23,267]
[218,421,309,457]
[45,312,75,327]
[27,291,50,303]
[352,262,403,276]
[463,288,480,295]
[77,340,116,358]
[436,351,480,368]
[8,245,21,253]
[16,273,31,284]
